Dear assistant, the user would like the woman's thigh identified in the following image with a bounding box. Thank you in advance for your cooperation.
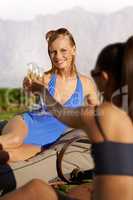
[8,144,41,161]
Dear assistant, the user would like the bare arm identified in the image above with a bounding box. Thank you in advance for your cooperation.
[0,179,58,200]
[43,87,85,129]
[79,74,99,106]
[86,78,100,106]
[31,81,85,129]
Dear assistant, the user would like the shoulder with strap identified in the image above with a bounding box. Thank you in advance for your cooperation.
[94,104,109,141]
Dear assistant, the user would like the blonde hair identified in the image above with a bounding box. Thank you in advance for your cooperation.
[45,28,77,75]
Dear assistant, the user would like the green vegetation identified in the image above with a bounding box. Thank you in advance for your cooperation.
[0,88,30,120]
[0,111,17,120]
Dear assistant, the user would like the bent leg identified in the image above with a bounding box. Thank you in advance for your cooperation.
[0,115,28,149]
[0,179,58,200]
[0,116,41,162]
[8,144,41,162]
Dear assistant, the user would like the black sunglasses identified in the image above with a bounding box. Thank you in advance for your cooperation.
[91,70,101,77]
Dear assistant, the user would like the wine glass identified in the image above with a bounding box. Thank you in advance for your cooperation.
[27,62,43,81]
[27,62,45,114]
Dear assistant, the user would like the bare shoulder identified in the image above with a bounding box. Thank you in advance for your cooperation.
[98,102,133,141]
[78,73,99,106]
[98,102,129,120]
[78,73,97,94]
[98,102,129,122]
[79,73,94,85]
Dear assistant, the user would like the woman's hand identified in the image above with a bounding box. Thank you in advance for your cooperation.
[23,76,32,92]
[23,74,48,93]
[84,94,100,106]
[30,81,44,95]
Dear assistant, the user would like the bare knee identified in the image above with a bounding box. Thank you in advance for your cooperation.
[0,134,24,150]
[27,179,46,189]
[26,179,58,200]
[1,115,28,149]
[9,135,23,147]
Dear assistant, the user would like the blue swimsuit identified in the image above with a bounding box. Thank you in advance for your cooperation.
[23,74,84,146]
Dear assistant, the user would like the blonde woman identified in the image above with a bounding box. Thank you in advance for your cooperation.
[0,28,98,162]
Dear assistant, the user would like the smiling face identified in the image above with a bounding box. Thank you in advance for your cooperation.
[48,35,76,73]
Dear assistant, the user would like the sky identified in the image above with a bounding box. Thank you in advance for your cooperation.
[0,0,133,21]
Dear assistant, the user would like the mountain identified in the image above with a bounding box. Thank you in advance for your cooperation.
[0,7,133,87]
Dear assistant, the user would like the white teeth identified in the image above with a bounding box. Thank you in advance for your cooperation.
[56,61,64,64]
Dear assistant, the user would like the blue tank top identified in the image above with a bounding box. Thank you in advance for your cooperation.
[23,74,84,146]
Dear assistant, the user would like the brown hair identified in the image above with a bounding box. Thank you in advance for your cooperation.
[94,36,133,121]
[93,42,124,105]
[95,42,124,90]
[45,28,77,75]
[122,36,133,120]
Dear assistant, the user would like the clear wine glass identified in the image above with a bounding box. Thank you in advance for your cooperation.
[27,62,45,114]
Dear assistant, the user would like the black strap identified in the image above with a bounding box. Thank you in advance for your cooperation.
[94,106,108,141]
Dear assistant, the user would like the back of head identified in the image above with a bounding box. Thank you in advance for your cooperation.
[95,42,124,90]
[95,36,133,121]
[122,36,133,120]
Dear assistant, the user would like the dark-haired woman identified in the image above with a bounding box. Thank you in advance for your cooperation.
[30,36,133,199]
